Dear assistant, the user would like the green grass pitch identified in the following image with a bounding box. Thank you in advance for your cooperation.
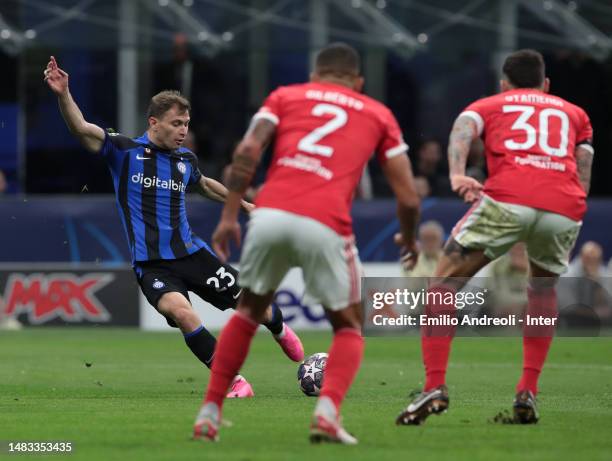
[1,329,611,460]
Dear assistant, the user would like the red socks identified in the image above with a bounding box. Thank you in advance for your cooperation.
[517,337,553,395]
[205,316,365,415]
[422,336,453,391]
[204,312,258,408]
[517,286,557,395]
[421,284,457,391]
[320,328,364,411]
[419,281,556,395]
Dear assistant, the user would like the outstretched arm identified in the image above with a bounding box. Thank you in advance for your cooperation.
[575,145,594,195]
[44,56,105,153]
[196,175,254,213]
[448,115,483,202]
[212,118,276,261]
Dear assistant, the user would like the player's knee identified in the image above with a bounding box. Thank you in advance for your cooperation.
[529,262,559,286]
[157,293,197,325]
[158,292,186,313]
[170,306,200,330]
[331,319,361,332]
[327,304,363,332]
[236,303,268,323]
[235,289,274,323]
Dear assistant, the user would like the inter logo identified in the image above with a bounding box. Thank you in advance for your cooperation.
[177,162,187,174]
[152,279,165,290]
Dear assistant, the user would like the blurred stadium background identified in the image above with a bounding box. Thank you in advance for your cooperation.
[2,0,612,330]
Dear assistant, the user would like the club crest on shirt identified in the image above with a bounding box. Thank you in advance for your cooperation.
[145,148,152,154]
[152,279,165,290]
[177,162,187,174]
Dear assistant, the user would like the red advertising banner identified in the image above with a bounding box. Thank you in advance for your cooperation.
[0,265,139,326]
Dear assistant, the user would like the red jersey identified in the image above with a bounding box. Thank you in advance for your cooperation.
[253,81,408,236]
[460,89,593,221]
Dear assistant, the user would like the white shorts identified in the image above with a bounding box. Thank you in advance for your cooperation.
[453,194,582,275]
[238,208,362,310]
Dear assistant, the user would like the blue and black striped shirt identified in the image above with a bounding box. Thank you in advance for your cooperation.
[100,130,212,265]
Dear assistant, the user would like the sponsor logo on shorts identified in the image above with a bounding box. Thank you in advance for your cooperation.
[152,279,165,290]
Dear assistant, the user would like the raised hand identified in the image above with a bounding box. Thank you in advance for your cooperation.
[43,56,69,95]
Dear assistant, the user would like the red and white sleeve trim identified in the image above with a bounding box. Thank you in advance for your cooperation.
[253,111,279,125]
[385,143,409,159]
[459,110,484,136]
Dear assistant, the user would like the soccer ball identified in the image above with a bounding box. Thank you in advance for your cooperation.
[297,352,327,396]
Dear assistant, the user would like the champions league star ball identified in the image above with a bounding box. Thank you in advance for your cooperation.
[297,352,327,396]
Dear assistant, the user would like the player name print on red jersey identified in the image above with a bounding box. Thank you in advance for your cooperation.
[253,81,408,236]
[460,88,593,221]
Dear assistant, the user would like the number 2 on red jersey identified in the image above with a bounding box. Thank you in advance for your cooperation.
[297,103,348,157]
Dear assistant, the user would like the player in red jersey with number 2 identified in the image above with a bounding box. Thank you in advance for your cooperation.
[194,43,420,444]
[396,49,594,426]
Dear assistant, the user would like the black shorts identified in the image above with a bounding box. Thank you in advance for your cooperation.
[135,249,241,326]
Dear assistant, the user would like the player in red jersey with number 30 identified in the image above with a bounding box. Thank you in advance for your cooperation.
[194,43,420,444]
[396,49,594,426]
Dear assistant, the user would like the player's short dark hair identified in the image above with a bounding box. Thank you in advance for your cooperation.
[502,49,545,88]
[147,90,190,119]
[314,42,361,78]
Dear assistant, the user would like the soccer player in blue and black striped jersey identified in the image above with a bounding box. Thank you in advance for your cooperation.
[44,56,304,397]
